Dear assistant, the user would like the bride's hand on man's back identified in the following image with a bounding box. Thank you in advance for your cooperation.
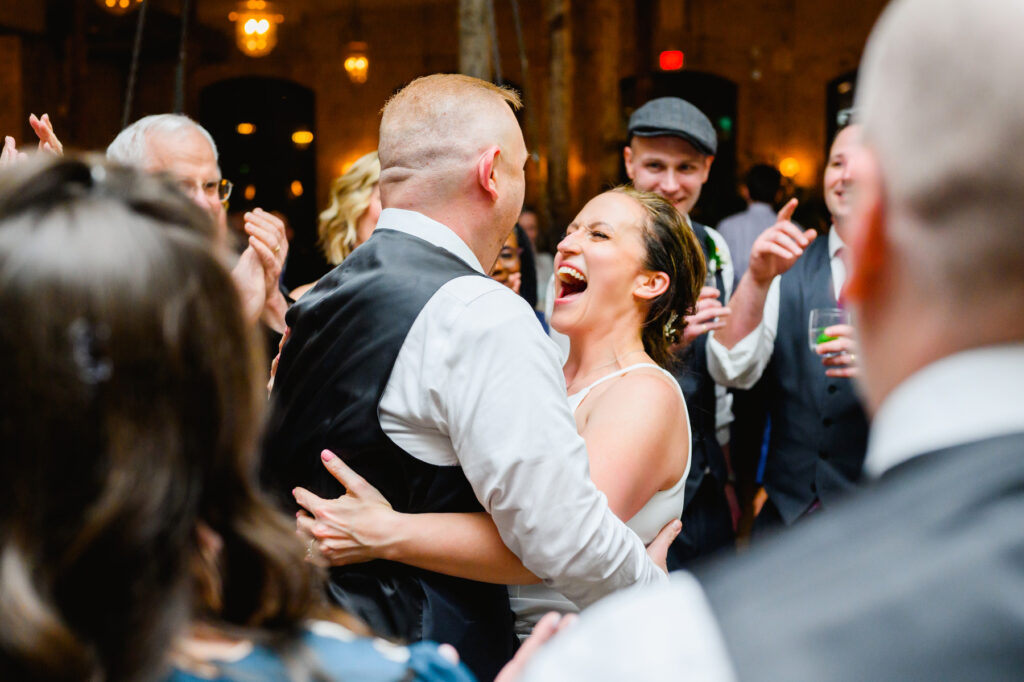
[293,449,399,566]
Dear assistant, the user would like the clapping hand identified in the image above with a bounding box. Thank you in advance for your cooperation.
[3,114,65,167]
[231,208,289,329]
[0,136,27,167]
[29,113,63,155]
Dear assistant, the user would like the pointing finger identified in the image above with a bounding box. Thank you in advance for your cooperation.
[776,197,798,223]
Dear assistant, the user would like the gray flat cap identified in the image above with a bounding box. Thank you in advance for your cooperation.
[628,97,717,156]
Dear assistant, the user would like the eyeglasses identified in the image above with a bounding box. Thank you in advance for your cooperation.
[218,178,233,202]
[175,177,234,202]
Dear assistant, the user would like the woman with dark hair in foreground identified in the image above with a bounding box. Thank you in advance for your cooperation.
[0,155,476,682]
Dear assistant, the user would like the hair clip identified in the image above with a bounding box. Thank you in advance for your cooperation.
[69,318,112,385]
[663,311,680,342]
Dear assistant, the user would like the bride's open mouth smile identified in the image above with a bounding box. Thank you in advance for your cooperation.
[555,263,588,303]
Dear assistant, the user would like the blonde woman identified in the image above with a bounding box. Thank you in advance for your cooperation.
[289,151,381,299]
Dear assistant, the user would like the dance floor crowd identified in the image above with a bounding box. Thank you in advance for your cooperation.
[1,0,1023,680]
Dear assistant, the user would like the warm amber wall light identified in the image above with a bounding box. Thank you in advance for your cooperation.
[779,157,801,178]
[291,130,314,146]
[244,184,256,200]
[98,0,142,15]
[236,122,255,135]
[290,180,304,197]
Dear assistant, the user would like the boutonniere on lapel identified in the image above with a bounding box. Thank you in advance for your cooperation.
[704,233,723,275]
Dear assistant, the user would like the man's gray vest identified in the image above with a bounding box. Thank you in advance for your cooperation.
[263,228,516,681]
[762,234,868,524]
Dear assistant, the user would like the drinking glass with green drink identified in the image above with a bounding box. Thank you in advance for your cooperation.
[809,307,849,357]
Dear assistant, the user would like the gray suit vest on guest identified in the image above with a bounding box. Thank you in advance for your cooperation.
[262,228,516,681]
[700,431,1024,681]
[762,234,868,524]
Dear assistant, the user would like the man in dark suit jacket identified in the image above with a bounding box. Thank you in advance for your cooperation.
[518,0,1024,678]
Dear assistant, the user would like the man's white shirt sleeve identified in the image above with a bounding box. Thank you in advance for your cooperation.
[379,274,665,606]
[706,275,781,389]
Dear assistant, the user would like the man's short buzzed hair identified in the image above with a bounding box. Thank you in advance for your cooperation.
[106,114,218,168]
[856,0,1024,294]
[378,74,521,175]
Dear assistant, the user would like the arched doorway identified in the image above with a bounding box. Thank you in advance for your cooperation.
[199,77,319,288]
[620,71,739,227]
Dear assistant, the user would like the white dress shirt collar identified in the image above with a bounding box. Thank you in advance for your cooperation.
[864,342,1024,477]
[828,226,845,259]
[375,208,486,274]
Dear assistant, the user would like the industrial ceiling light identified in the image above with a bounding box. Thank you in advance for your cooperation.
[344,42,370,84]
[229,1,284,58]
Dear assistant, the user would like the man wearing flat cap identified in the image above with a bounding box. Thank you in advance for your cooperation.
[624,97,737,568]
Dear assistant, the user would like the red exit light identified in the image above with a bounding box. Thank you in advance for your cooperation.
[659,50,684,71]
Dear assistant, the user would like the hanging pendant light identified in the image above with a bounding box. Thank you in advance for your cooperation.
[228,1,284,58]
[344,42,370,84]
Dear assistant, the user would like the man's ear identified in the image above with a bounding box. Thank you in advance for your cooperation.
[623,145,636,180]
[846,149,886,304]
[476,145,502,202]
[634,270,670,301]
[699,154,715,183]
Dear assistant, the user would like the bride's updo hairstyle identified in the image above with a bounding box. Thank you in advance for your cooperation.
[613,186,705,367]
[0,156,322,681]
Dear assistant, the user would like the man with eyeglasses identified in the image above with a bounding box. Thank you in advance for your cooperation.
[107,114,289,332]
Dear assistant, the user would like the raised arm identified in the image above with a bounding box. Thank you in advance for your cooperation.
[714,199,814,349]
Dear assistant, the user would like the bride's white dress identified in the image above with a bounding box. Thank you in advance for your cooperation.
[507,363,692,637]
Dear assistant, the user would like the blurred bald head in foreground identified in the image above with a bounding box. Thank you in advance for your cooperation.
[519,1,1024,679]
[847,0,1024,412]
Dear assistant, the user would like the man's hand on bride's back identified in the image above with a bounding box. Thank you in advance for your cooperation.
[293,449,400,566]
[645,519,682,575]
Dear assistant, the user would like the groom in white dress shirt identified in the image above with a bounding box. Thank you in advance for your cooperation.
[520,0,1024,678]
[265,74,672,680]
